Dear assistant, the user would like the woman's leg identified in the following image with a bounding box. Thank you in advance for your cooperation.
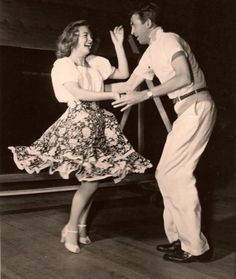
[78,198,94,240]
[78,198,94,225]
[65,181,99,246]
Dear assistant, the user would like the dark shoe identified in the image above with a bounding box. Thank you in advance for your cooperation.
[163,249,213,263]
[156,240,181,252]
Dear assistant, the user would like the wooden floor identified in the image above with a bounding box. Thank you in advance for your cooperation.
[1,182,235,279]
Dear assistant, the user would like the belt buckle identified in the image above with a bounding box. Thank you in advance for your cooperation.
[173,96,181,104]
[177,96,181,102]
[173,95,183,104]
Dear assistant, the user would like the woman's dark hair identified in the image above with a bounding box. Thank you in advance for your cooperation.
[56,20,91,58]
[130,1,162,26]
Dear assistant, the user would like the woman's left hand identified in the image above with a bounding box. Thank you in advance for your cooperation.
[110,25,124,46]
[112,92,121,101]
[112,91,149,111]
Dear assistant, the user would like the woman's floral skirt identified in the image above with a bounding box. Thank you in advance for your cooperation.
[9,102,152,183]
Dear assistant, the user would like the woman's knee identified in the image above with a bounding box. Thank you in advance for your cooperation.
[80,181,99,194]
[91,181,99,192]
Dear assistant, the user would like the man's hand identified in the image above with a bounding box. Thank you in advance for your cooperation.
[112,91,149,111]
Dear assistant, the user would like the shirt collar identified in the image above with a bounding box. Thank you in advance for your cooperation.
[149,26,163,44]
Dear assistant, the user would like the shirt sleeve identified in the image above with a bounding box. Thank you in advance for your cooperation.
[133,49,155,80]
[88,56,116,80]
[51,58,78,85]
[161,33,187,63]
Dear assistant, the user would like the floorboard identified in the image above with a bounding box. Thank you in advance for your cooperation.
[1,183,235,279]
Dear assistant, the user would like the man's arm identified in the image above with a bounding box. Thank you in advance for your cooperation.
[105,72,145,93]
[113,53,192,111]
[150,53,192,98]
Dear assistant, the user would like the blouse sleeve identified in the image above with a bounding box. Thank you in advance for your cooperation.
[51,58,78,84]
[51,58,78,103]
[88,56,116,80]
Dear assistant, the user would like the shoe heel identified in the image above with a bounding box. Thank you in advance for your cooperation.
[60,227,66,243]
[60,235,65,243]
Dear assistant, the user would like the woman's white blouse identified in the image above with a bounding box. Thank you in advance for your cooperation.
[51,55,115,103]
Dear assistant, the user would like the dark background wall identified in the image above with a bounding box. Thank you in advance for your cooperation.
[0,0,235,191]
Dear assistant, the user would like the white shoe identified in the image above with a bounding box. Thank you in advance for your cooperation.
[61,224,80,253]
[78,224,91,245]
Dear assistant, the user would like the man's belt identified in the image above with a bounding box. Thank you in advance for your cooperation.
[172,87,208,104]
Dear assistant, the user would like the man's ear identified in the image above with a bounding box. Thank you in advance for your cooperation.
[145,18,153,28]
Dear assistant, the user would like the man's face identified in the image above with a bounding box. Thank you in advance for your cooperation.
[130,14,150,45]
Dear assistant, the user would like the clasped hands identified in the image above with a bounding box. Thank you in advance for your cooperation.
[112,91,149,112]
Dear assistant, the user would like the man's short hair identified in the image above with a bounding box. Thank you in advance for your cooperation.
[129,1,162,26]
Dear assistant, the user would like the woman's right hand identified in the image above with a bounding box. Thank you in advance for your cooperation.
[110,26,124,47]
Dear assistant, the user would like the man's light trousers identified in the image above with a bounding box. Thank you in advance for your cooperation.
[156,98,217,256]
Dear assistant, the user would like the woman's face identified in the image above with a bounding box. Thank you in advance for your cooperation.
[75,25,93,55]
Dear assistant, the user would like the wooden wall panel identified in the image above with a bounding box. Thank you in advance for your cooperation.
[0,0,235,180]
[0,0,130,53]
